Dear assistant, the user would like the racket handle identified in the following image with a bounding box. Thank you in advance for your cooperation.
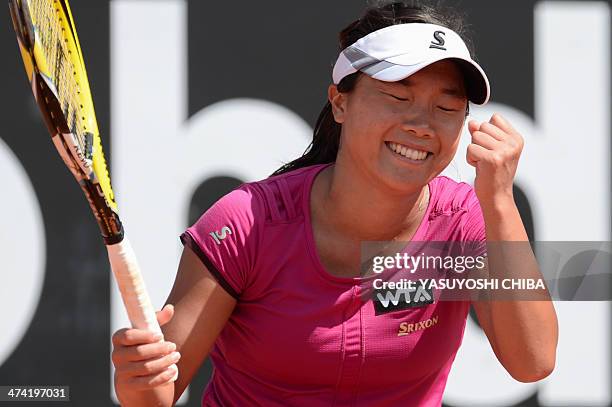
[107,238,161,334]
[108,239,179,382]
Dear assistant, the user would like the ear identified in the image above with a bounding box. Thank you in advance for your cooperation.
[328,84,347,124]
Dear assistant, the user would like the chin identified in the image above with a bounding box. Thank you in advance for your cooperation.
[376,162,434,194]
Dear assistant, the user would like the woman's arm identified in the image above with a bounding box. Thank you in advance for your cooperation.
[472,200,558,382]
[113,246,236,406]
[467,113,558,382]
[165,246,237,404]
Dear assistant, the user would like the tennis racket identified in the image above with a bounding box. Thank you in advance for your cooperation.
[8,0,161,335]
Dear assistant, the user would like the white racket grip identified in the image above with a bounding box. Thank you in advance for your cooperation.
[107,238,161,334]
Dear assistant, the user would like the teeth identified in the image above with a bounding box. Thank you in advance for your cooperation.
[388,142,428,161]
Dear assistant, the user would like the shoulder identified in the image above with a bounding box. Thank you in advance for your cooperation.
[180,164,326,298]
[241,164,328,223]
[193,163,326,234]
[428,176,481,218]
[425,176,486,243]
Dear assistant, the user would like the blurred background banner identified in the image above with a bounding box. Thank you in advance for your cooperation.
[1,1,610,406]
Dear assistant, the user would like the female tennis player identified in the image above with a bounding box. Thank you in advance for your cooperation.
[112,2,558,406]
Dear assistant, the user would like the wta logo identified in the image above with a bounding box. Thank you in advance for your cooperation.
[373,280,435,315]
[209,226,232,245]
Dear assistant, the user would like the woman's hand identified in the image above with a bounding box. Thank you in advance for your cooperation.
[467,113,524,204]
[112,304,180,391]
[110,246,238,406]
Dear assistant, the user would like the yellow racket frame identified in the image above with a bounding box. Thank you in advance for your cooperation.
[9,0,122,243]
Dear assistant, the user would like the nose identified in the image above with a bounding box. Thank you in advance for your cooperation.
[399,105,434,139]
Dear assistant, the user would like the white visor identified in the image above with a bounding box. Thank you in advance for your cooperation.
[332,23,490,105]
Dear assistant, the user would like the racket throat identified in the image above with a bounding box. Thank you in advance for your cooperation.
[76,179,125,245]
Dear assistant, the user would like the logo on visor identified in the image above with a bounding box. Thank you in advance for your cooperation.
[429,31,447,50]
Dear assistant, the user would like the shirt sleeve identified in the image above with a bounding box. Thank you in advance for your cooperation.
[180,184,262,299]
[461,187,487,257]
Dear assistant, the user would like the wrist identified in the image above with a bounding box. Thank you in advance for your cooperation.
[478,193,517,218]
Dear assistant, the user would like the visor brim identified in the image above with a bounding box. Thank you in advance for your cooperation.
[368,56,490,105]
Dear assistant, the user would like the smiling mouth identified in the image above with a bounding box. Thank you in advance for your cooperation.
[385,142,432,161]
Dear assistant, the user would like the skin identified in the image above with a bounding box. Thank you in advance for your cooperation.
[112,248,236,406]
[466,114,559,382]
[111,60,558,406]
[322,60,557,382]
[313,61,470,276]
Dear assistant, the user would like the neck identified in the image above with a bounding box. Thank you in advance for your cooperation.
[313,159,429,242]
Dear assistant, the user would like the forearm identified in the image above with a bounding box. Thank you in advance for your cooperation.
[115,377,174,407]
[478,196,558,381]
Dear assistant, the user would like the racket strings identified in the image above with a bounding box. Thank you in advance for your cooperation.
[25,0,116,208]
[30,0,89,156]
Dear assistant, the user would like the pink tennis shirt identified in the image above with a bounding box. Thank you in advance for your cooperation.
[180,163,486,406]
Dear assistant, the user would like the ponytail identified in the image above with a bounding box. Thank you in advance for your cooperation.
[271,74,358,176]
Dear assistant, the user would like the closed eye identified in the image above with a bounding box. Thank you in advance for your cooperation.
[382,92,409,101]
[438,106,459,112]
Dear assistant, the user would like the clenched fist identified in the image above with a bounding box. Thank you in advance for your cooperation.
[467,113,524,203]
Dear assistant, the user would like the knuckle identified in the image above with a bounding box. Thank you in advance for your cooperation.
[111,352,121,366]
[123,330,135,343]
[144,377,157,388]
[145,372,167,388]
[112,329,127,345]
[142,360,156,374]
[134,344,148,359]
[490,153,503,165]
[165,365,178,380]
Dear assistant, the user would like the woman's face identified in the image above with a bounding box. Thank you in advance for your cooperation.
[330,60,468,192]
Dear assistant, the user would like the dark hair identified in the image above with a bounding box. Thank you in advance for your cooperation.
[271,1,474,176]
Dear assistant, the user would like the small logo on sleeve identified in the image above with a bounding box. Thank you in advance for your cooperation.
[398,315,439,336]
[429,31,447,50]
[209,226,232,245]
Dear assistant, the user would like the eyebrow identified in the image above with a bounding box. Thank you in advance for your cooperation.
[387,77,467,99]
